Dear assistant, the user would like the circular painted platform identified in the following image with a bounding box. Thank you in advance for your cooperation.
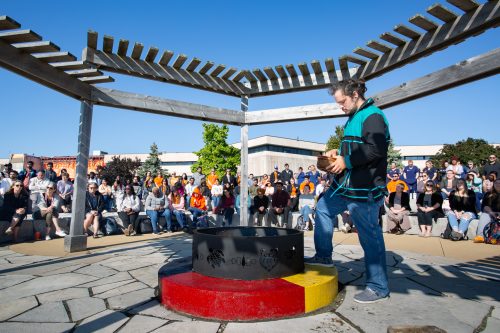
[158,259,338,321]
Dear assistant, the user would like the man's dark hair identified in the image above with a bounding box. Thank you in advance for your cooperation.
[328,79,367,99]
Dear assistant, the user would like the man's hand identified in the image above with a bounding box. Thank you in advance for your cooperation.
[326,156,347,174]
[324,149,338,158]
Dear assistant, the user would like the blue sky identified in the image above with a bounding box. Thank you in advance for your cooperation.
[1,0,498,157]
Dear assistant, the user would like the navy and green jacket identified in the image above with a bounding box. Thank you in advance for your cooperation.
[331,98,390,201]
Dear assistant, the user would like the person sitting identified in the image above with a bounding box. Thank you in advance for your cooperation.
[198,180,211,211]
[217,188,235,226]
[181,173,189,187]
[118,185,141,236]
[281,163,293,186]
[440,170,457,200]
[296,167,305,186]
[386,183,411,234]
[169,171,180,188]
[1,181,29,242]
[474,179,500,243]
[29,170,50,212]
[340,210,354,233]
[253,188,269,226]
[56,172,73,213]
[259,174,269,188]
[235,187,251,217]
[145,187,173,234]
[211,179,223,213]
[423,160,438,183]
[286,177,299,211]
[299,175,315,194]
[298,184,315,231]
[306,165,321,186]
[466,161,479,175]
[447,156,464,179]
[416,181,443,237]
[83,183,105,238]
[168,186,187,231]
[482,154,500,181]
[315,178,327,198]
[111,179,124,211]
[249,178,260,199]
[189,187,207,228]
[465,171,483,212]
[98,179,113,211]
[416,173,429,195]
[447,179,477,240]
[268,181,291,228]
[483,171,497,194]
[153,170,164,188]
[270,165,281,187]
[386,173,408,193]
[386,162,401,183]
[18,160,36,188]
[33,182,66,240]
[206,168,218,190]
[1,170,18,201]
[185,177,196,208]
[44,162,58,183]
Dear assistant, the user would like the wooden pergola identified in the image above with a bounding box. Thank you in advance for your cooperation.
[1,0,498,252]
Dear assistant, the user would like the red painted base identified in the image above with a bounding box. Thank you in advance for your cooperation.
[160,271,305,321]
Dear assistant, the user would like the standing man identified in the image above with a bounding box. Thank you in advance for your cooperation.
[192,167,205,187]
[281,163,293,186]
[18,160,36,188]
[270,165,281,187]
[483,154,500,181]
[305,79,390,304]
[45,162,58,183]
[402,160,419,199]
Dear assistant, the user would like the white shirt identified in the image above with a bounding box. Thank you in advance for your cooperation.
[315,183,325,196]
[0,178,14,196]
[211,184,223,196]
[185,183,196,196]
[29,177,50,194]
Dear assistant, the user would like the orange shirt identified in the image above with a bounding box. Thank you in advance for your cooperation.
[190,194,207,211]
[154,176,163,188]
[300,182,315,194]
[290,185,298,198]
[387,180,409,193]
[207,174,218,189]
[169,176,180,187]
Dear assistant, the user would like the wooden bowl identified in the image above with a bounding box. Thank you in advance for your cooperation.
[317,155,337,172]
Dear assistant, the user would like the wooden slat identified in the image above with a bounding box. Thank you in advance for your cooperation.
[409,14,439,31]
[428,3,459,23]
[87,30,98,49]
[245,103,343,125]
[325,58,336,72]
[366,40,392,53]
[186,58,201,71]
[117,39,129,56]
[380,32,406,46]
[210,64,226,77]
[66,68,102,78]
[311,61,323,75]
[130,42,143,60]
[275,65,288,79]
[102,35,114,53]
[51,61,87,70]
[33,52,76,63]
[221,67,237,80]
[145,47,159,62]
[0,16,21,31]
[263,67,278,80]
[394,24,421,39]
[0,30,41,43]
[231,70,246,82]
[158,50,174,66]
[298,63,310,77]
[285,64,298,77]
[447,0,479,12]
[353,47,379,59]
[340,55,367,66]
[198,61,214,74]
[252,68,267,81]
[14,41,60,53]
[80,76,114,84]
[172,54,187,69]
[243,70,258,83]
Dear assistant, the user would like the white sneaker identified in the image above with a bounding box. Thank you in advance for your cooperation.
[45,235,51,241]
[55,230,67,237]
[5,227,13,235]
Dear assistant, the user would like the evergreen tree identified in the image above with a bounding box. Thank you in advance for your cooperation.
[433,137,499,169]
[138,143,163,178]
[325,125,344,151]
[192,124,240,178]
[387,140,403,168]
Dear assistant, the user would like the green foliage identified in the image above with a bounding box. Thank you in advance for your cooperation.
[138,143,163,178]
[387,140,403,168]
[101,156,142,184]
[192,123,240,178]
[325,125,344,151]
[433,137,499,169]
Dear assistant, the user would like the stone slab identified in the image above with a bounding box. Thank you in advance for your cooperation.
[38,287,89,303]
[118,314,167,333]
[0,296,37,321]
[224,312,358,333]
[74,264,118,278]
[492,307,500,319]
[91,279,136,295]
[107,287,155,310]
[11,301,69,323]
[66,297,106,322]
[38,264,88,276]
[0,322,75,333]
[129,266,159,288]
[74,310,128,333]
[0,274,35,289]
[151,321,220,333]
[128,300,190,321]
[79,271,131,288]
[483,317,500,333]
[94,282,148,299]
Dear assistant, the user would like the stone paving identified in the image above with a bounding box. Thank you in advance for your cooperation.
[0,233,498,333]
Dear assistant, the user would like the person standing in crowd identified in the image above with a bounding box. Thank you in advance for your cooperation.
[169,171,180,187]
[192,167,205,187]
[386,183,411,234]
[158,178,170,197]
[131,175,143,200]
[57,172,73,213]
[222,169,237,190]
[270,165,281,187]
[33,182,66,240]
[252,188,269,226]
[315,178,326,198]
[416,173,429,195]
[83,183,105,238]
[422,160,437,183]
[296,167,305,186]
[306,79,390,304]
[18,160,36,188]
[416,181,443,237]
[447,179,477,240]
[44,162,57,183]
[298,184,315,231]
[483,154,500,181]
[181,173,189,187]
[1,180,29,242]
[206,168,218,190]
[268,181,291,228]
[153,170,164,188]
[386,162,401,183]
[287,177,299,211]
[438,161,449,182]
[307,165,321,186]
[281,163,293,186]
[143,171,153,186]
[402,160,420,199]
[118,185,141,236]
[1,163,13,178]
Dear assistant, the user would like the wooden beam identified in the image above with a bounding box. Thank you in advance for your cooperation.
[447,0,479,12]
[427,3,459,23]
[0,30,42,43]
[66,68,102,78]
[210,64,226,77]
[145,47,159,62]
[252,68,267,81]
[221,67,237,80]
[245,103,344,125]
[51,61,87,70]
[87,30,97,49]
[231,70,246,82]
[186,58,201,71]
[14,41,60,53]
[243,70,258,83]
[90,87,244,125]
[340,55,367,66]
[130,42,143,60]
[275,65,288,79]
[311,61,323,75]
[298,63,310,77]
[117,39,129,56]
[198,61,214,74]
[33,52,76,63]
[158,50,174,66]
[102,35,114,53]
[394,24,421,39]
[263,67,278,80]
[0,16,21,31]
[325,58,336,72]
[353,47,379,59]
[285,64,298,77]
[380,32,406,46]
[80,76,114,84]
[172,54,187,69]
[366,40,392,53]
[0,39,91,100]
[409,14,439,31]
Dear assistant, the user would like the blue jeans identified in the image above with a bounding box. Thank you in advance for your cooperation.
[188,207,205,228]
[212,196,221,211]
[446,211,477,234]
[172,210,186,228]
[102,195,113,211]
[146,209,172,233]
[314,187,389,296]
[300,205,313,222]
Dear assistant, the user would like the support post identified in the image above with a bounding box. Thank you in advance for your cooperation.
[64,100,93,252]
[239,96,249,227]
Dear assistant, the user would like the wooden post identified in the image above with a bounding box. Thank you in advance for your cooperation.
[239,96,249,227]
[64,100,93,252]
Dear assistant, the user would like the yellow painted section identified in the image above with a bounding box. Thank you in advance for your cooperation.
[282,264,338,313]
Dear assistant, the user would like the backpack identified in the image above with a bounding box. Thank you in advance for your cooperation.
[483,220,500,245]
[197,214,209,228]
[104,217,119,235]
[441,222,468,241]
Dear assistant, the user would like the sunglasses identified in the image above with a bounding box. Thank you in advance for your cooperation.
[426,183,434,186]
[14,184,21,187]
[47,187,55,190]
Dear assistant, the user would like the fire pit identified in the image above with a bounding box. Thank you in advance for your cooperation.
[192,226,304,280]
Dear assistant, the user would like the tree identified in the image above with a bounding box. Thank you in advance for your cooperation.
[138,143,163,178]
[433,137,499,169]
[325,125,344,151]
[387,140,403,168]
[101,156,142,184]
[192,123,240,178]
